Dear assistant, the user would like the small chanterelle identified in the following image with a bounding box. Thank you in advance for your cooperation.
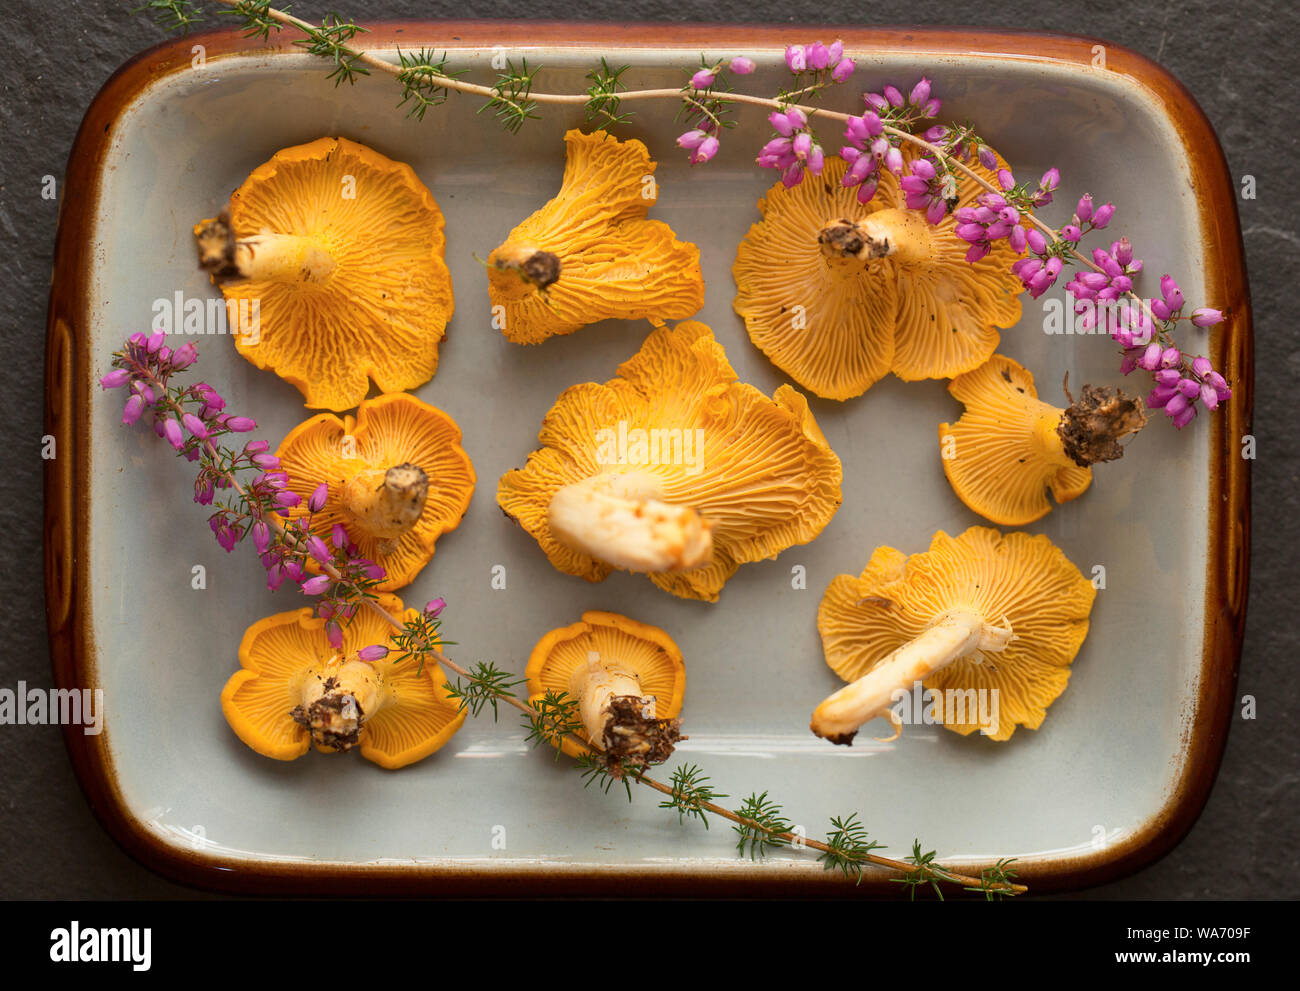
[812,526,1095,744]
[274,392,476,591]
[220,595,464,769]
[526,611,687,763]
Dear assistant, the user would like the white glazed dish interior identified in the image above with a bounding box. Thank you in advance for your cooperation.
[85,46,1209,875]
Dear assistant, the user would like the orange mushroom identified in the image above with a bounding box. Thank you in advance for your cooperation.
[486,129,705,344]
[194,136,453,411]
[813,527,1094,744]
[939,354,1146,525]
[497,320,843,602]
[525,610,685,762]
[221,594,464,769]
[732,145,1023,400]
[275,392,475,591]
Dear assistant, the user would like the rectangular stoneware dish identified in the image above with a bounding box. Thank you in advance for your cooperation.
[45,22,1251,895]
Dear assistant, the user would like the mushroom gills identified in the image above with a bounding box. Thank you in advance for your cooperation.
[568,650,681,763]
[547,471,713,573]
[810,607,1012,745]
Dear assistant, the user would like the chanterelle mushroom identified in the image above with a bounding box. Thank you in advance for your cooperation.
[732,145,1023,400]
[275,393,475,591]
[526,610,686,763]
[487,129,705,344]
[220,595,464,769]
[813,527,1095,744]
[939,354,1146,525]
[194,136,454,411]
[497,320,843,602]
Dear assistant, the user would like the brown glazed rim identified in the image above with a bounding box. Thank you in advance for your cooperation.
[45,21,1251,897]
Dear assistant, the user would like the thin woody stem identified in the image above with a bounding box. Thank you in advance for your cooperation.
[214,0,1170,361]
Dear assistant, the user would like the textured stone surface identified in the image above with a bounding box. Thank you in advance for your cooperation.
[1,0,1294,898]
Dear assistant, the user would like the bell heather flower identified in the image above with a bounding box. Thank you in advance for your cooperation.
[730,56,755,74]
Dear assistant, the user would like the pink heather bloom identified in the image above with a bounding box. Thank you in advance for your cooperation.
[996,168,1015,191]
[730,56,755,74]
[308,481,329,512]
[690,68,716,90]
[122,395,146,425]
[883,84,904,107]
[807,42,830,70]
[274,490,301,509]
[244,439,270,455]
[1191,308,1224,327]
[425,597,447,618]
[690,136,719,164]
[146,331,165,354]
[785,44,807,72]
[252,521,271,554]
[171,342,197,369]
[306,536,332,564]
[977,145,997,170]
[1092,203,1115,228]
[182,412,208,440]
[831,57,855,83]
[909,77,931,106]
[225,416,257,432]
[325,621,343,650]
[332,522,348,548]
[677,129,709,150]
[162,417,184,451]
[100,369,130,389]
[1075,194,1094,223]
[301,575,331,596]
[358,644,389,662]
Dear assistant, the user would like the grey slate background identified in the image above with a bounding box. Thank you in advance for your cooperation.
[0,0,1294,899]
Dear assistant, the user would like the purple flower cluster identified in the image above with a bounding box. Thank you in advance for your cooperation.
[1065,238,1145,337]
[954,169,1064,266]
[102,332,257,463]
[837,79,942,205]
[757,106,826,187]
[1113,274,1230,427]
[784,40,855,83]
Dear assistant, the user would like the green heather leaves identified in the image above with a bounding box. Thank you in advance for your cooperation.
[659,764,726,829]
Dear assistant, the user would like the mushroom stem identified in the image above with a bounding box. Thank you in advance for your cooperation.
[811,608,1011,745]
[547,471,713,572]
[340,463,429,553]
[487,241,562,295]
[567,650,681,762]
[1057,384,1147,467]
[196,212,337,284]
[818,209,932,265]
[291,656,386,753]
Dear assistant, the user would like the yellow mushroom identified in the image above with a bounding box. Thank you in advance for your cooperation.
[525,611,686,763]
[939,354,1146,525]
[732,144,1023,400]
[221,595,464,769]
[497,320,843,602]
[275,393,475,591]
[194,136,454,411]
[813,527,1095,744]
[487,129,705,344]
